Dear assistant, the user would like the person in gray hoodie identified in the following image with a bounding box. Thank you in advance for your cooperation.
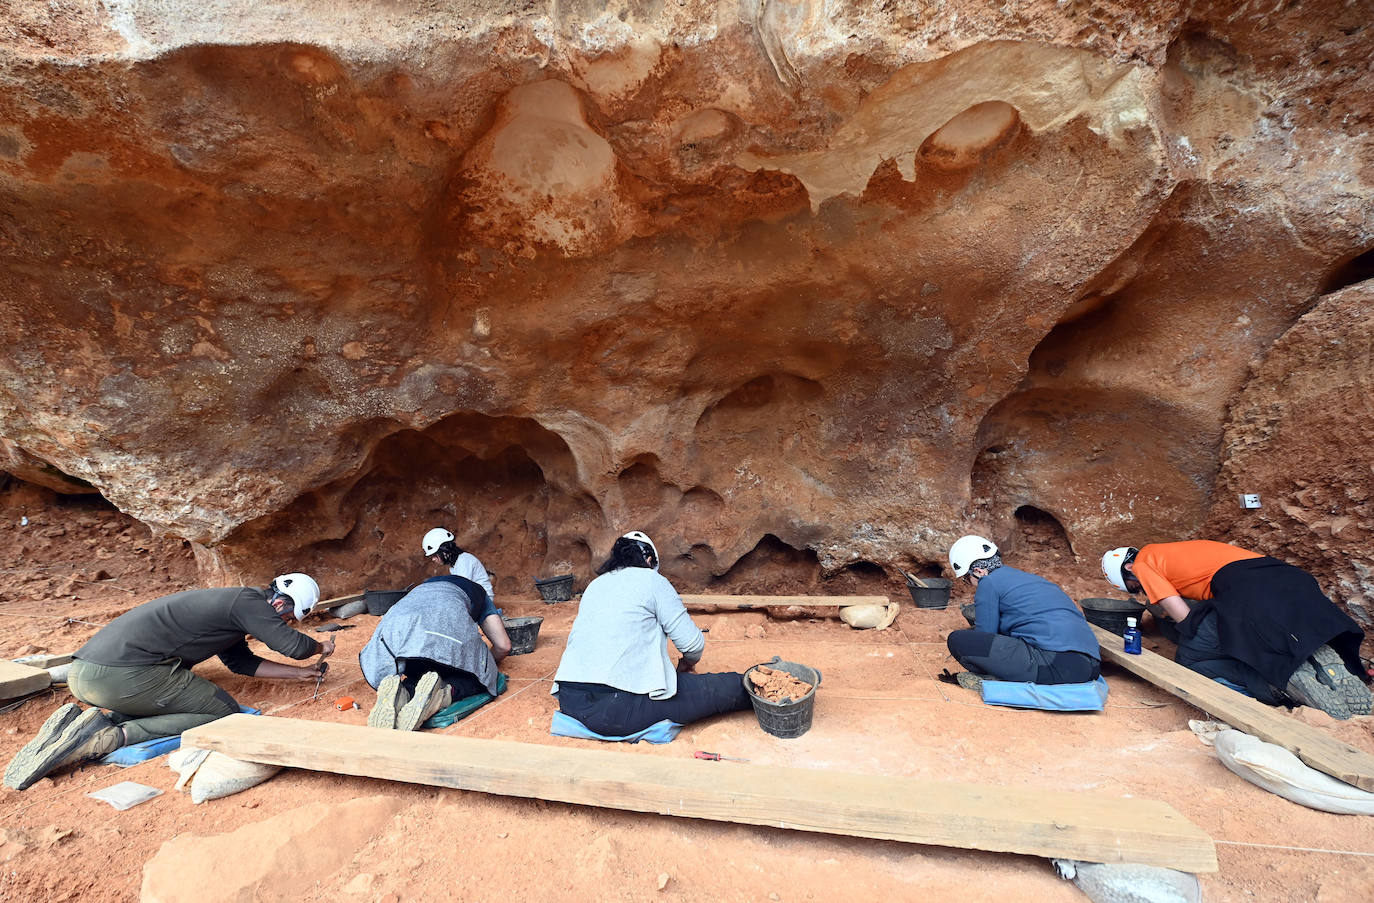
[552,531,751,735]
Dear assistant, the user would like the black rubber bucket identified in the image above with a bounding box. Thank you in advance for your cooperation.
[743,658,822,739]
[364,589,407,616]
[503,616,544,655]
[534,574,574,603]
[907,578,952,609]
[1079,597,1146,635]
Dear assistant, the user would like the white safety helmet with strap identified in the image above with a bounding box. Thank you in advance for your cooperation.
[948,535,998,579]
[422,527,455,557]
[622,530,659,571]
[1100,547,1137,592]
[271,573,321,621]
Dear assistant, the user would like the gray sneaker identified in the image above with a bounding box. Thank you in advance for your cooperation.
[1286,646,1372,720]
[368,675,411,729]
[396,672,452,732]
[4,707,120,791]
[3,702,82,790]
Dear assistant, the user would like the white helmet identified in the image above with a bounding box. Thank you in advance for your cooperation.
[271,573,321,621]
[422,527,455,557]
[622,530,659,571]
[1101,547,1137,592]
[948,535,998,579]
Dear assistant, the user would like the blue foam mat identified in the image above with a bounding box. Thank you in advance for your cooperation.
[979,676,1109,712]
[102,705,262,766]
[550,711,683,744]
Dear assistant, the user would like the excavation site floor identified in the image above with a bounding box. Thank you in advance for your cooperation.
[1,486,1372,902]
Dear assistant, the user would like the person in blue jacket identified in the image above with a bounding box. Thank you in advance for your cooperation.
[943,535,1100,691]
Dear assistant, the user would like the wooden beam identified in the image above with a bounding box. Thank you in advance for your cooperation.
[184,714,1216,872]
[1090,623,1374,791]
[12,653,73,669]
[682,594,889,610]
[0,660,52,700]
[316,592,364,611]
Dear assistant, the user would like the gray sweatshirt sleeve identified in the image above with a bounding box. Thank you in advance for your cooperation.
[652,577,704,660]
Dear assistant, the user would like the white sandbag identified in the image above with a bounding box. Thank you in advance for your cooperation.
[168,746,212,792]
[1212,729,1374,815]
[1053,859,1201,903]
[187,751,282,803]
[839,602,899,630]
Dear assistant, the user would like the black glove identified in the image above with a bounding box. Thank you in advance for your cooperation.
[937,668,960,686]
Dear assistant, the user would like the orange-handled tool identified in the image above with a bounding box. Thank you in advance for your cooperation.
[694,750,749,762]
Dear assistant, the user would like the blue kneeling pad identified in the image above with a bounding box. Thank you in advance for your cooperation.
[101,705,262,766]
[550,711,683,744]
[979,676,1109,712]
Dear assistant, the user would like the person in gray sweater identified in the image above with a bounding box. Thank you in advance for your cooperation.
[4,574,329,791]
[553,531,751,735]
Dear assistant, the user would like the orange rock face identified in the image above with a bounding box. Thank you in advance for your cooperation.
[0,3,1370,610]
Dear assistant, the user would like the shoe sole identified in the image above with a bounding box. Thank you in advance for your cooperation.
[1312,645,1373,717]
[397,672,441,732]
[368,675,406,730]
[4,708,110,791]
[1286,657,1362,721]
[3,703,81,790]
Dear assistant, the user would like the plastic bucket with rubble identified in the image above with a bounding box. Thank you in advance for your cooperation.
[743,658,822,739]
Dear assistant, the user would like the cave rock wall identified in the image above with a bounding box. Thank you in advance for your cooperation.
[1,1,1370,595]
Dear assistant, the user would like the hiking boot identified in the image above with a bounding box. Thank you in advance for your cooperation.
[4,707,120,791]
[955,671,985,693]
[4,702,82,790]
[1286,646,1372,720]
[396,672,452,732]
[368,675,411,730]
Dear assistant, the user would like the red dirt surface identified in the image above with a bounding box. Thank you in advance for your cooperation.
[1,482,1373,902]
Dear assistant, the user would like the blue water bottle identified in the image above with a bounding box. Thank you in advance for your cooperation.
[1123,617,1142,655]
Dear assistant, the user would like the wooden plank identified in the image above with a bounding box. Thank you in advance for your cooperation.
[682,594,889,610]
[184,714,1216,872]
[12,653,73,669]
[0,660,52,700]
[316,592,364,611]
[1090,623,1374,791]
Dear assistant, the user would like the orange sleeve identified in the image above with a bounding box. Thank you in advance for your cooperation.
[1131,557,1177,606]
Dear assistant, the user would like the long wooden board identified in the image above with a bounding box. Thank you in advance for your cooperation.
[682,594,889,610]
[184,714,1216,872]
[0,660,52,700]
[1090,623,1374,791]
[316,592,364,611]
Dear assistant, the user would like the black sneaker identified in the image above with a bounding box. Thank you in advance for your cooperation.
[4,707,120,791]
[3,702,81,790]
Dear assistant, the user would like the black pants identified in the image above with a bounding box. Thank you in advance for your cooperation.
[557,672,753,735]
[1173,608,1285,703]
[398,657,487,701]
[946,630,1100,684]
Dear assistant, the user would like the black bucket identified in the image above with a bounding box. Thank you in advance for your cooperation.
[743,658,822,739]
[907,577,952,609]
[364,589,407,616]
[1079,597,1146,635]
[534,574,574,603]
[503,616,544,655]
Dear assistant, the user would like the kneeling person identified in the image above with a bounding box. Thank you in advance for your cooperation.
[4,574,330,791]
[361,575,511,731]
[945,535,1101,691]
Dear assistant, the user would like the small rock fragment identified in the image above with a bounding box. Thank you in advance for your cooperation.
[657,873,670,891]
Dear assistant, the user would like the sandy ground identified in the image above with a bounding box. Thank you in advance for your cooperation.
[1,482,1373,902]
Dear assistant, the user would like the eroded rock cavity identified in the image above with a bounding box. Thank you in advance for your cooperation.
[0,3,1370,613]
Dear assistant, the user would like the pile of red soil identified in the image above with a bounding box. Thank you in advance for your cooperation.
[747,665,814,702]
